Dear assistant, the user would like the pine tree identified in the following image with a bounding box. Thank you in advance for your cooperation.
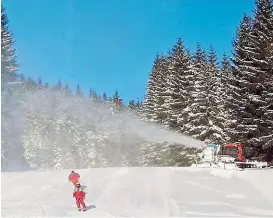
[112,90,119,103]
[205,46,230,144]
[75,84,83,97]
[165,38,193,130]
[220,53,233,140]
[142,53,169,122]
[128,100,136,110]
[249,0,273,160]
[102,92,107,101]
[230,14,253,71]
[181,44,208,140]
[226,14,253,152]
[249,0,273,75]
[56,79,62,90]
[139,141,171,166]
[152,54,170,125]
[135,99,142,111]
[37,77,43,89]
[112,90,124,109]
[1,5,18,83]
[221,53,232,76]
[227,2,273,160]
[62,84,72,96]
[88,88,101,103]
[1,6,23,170]
[142,54,159,121]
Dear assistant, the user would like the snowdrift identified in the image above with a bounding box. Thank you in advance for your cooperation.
[2,167,273,217]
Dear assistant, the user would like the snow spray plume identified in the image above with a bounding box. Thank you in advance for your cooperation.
[1,82,30,172]
[25,89,206,147]
[2,87,206,170]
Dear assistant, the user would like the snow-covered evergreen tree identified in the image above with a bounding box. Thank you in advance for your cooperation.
[1,5,18,83]
[168,144,199,167]
[139,141,171,166]
[220,53,233,138]
[142,53,167,122]
[227,1,273,160]
[226,14,254,151]
[152,54,170,125]
[142,53,170,125]
[204,46,230,144]
[165,38,193,130]
[181,44,208,141]
[249,0,273,160]
[1,5,27,171]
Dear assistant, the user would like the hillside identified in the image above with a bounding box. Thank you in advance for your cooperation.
[2,167,273,217]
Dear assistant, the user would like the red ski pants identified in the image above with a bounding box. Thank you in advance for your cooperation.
[76,198,86,209]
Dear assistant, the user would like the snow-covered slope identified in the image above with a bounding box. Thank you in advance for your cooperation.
[2,167,273,217]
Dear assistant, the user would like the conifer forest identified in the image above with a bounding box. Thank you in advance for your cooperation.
[1,0,273,170]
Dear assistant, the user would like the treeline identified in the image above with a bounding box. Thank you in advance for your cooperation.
[142,0,273,162]
[1,0,272,170]
[16,74,143,111]
[2,4,195,170]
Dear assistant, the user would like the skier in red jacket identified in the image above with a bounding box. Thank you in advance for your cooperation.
[73,181,87,211]
[68,171,80,187]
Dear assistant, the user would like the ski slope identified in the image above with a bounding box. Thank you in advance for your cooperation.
[2,167,273,217]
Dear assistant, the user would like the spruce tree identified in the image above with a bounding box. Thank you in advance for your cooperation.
[249,0,273,160]
[227,2,273,160]
[128,100,136,110]
[62,84,72,96]
[226,14,253,152]
[56,79,62,90]
[102,92,107,101]
[1,5,18,83]
[37,77,43,89]
[75,84,83,97]
[142,53,165,122]
[165,38,193,130]
[89,88,99,102]
[152,54,170,125]
[220,53,233,140]
[112,90,123,110]
[204,46,230,144]
[181,44,208,140]
[249,0,273,75]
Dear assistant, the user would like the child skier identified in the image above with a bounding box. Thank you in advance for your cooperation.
[68,171,80,187]
[73,181,87,211]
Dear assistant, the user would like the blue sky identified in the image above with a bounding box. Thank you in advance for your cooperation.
[4,0,255,104]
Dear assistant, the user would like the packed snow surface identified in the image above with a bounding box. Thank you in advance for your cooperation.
[2,167,273,217]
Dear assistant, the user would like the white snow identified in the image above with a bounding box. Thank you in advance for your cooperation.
[2,167,273,217]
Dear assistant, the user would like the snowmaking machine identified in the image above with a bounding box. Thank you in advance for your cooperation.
[193,143,269,170]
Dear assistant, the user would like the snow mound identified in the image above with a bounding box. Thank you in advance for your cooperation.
[2,167,273,217]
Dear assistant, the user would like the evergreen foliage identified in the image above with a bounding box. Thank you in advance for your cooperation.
[1,1,273,169]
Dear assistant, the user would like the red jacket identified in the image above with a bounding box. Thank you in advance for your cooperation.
[73,186,86,199]
[69,172,80,184]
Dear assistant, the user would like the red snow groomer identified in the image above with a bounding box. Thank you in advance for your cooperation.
[219,143,267,169]
[220,143,245,162]
[195,143,268,169]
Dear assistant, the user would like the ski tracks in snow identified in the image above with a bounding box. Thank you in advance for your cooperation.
[2,167,273,217]
[92,167,181,216]
[2,172,49,217]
